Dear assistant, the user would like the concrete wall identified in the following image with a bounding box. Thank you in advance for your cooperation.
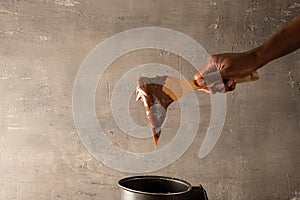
[0,0,299,199]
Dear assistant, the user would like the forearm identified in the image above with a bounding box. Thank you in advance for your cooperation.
[253,15,300,68]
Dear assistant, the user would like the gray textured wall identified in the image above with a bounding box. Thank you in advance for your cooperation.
[0,0,299,199]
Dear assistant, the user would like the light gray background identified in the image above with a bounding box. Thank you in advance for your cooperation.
[0,0,299,199]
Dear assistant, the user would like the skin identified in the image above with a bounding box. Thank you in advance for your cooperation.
[195,15,300,93]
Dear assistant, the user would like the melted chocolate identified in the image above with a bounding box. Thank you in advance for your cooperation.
[136,76,175,146]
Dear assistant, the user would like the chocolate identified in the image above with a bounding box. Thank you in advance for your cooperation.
[136,76,175,146]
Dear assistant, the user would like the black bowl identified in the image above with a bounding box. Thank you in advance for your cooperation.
[118,175,192,200]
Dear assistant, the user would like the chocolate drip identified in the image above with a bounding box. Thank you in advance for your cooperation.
[136,76,175,146]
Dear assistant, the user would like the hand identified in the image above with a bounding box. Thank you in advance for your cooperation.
[194,50,260,93]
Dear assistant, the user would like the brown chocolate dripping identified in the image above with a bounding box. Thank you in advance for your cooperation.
[136,76,175,147]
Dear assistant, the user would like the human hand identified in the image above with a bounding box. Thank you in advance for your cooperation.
[194,50,260,93]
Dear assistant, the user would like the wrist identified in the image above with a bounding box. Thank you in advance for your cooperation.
[248,46,268,70]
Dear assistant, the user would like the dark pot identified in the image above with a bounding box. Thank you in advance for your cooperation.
[118,176,208,200]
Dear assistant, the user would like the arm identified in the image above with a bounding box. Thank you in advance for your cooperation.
[255,15,300,68]
[195,15,300,92]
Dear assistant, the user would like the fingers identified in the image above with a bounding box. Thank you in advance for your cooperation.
[194,72,202,82]
[225,79,236,91]
[194,55,238,93]
[194,74,205,87]
[194,57,219,81]
[194,74,236,93]
[197,87,211,93]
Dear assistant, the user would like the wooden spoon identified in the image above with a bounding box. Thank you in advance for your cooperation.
[136,71,259,146]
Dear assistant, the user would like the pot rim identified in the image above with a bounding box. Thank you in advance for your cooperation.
[118,175,192,196]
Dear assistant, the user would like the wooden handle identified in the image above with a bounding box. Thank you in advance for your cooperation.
[162,71,260,101]
[235,71,259,83]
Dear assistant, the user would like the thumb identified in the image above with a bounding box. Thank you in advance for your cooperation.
[194,74,206,87]
[194,72,202,80]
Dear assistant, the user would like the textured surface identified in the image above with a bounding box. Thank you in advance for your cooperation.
[0,0,299,199]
